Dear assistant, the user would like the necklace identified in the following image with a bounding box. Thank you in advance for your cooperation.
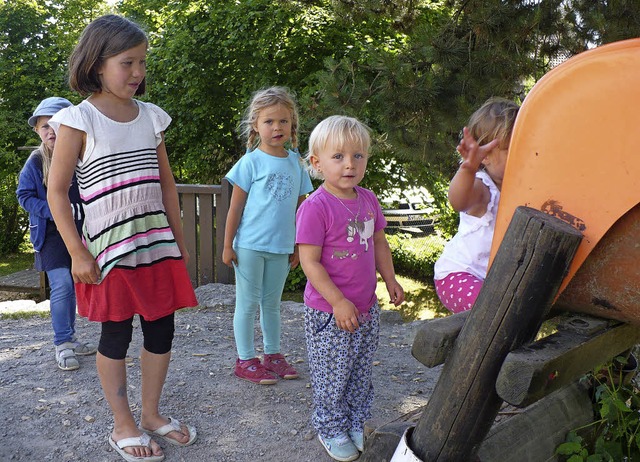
[324,185,361,221]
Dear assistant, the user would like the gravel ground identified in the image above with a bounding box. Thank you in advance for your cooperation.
[0,283,438,462]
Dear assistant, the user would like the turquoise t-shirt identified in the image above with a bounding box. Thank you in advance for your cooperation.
[225,148,313,254]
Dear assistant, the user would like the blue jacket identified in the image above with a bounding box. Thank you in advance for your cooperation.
[16,150,83,252]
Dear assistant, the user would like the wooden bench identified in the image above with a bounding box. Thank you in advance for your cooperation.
[0,268,48,301]
[0,180,233,302]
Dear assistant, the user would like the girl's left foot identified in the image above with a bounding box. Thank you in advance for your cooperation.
[140,416,197,447]
[263,353,299,379]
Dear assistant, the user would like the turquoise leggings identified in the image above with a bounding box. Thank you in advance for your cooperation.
[233,247,290,360]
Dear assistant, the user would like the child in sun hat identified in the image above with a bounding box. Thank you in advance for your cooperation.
[17,96,96,371]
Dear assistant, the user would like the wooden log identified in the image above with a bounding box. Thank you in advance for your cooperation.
[477,382,594,461]
[411,312,469,368]
[496,316,640,407]
[362,382,594,462]
[408,207,582,461]
[362,409,423,462]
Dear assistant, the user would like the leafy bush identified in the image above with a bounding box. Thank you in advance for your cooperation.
[556,355,640,461]
[283,233,445,292]
[0,168,28,255]
[387,233,445,281]
[285,264,307,292]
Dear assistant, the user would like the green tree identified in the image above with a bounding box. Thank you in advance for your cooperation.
[0,0,107,254]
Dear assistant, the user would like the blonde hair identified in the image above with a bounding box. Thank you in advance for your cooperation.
[32,117,54,187]
[36,143,54,187]
[239,86,298,151]
[306,115,371,179]
[468,97,520,150]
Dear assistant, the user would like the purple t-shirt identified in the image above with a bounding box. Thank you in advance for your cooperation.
[295,185,386,313]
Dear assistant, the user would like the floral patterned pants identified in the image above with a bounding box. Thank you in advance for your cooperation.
[304,302,380,438]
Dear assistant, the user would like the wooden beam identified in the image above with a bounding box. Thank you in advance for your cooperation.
[496,316,640,407]
[477,382,594,461]
[408,207,583,461]
[411,311,469,368]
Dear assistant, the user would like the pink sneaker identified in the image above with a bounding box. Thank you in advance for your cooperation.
[234,358,278,385]
[263,353,299,379]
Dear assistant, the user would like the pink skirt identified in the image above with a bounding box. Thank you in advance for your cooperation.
[76,259,198,322]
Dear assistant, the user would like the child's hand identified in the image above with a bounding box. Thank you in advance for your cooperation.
[457,127,499,173]
[222,247,237,267]
[71,249,101,284]
[289,246,300,269]
[386,280,405,306]
[333,298,360,332]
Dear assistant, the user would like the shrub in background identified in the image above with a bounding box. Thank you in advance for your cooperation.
[0,168,28,255]
[284,264,307,292]
[284,233,446,292]
[387,233,445,281]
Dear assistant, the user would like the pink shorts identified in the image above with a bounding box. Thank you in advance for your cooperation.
[434,272,483,313]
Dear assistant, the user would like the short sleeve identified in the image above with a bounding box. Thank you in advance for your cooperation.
[295,197,326,247]
[296,155,314,196]
[49,105,92,138]
[365,189,387,232]
[225,155,253,193]
[140,102,171,147]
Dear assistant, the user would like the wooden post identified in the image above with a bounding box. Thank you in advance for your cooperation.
[407,207,582,461]
[216,179,234,284]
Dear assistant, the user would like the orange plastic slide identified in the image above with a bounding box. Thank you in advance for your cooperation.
[489,38,640,321]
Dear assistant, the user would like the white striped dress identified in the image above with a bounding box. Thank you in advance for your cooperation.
[50,100,197,322]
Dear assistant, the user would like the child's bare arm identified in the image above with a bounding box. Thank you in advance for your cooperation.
[222,185,247,267]
[448,127,498,217]
[48,125,101,284]
[373,230,404,306]
[157,135,189,264]
[289,195,308,269]
[298,243,360,332]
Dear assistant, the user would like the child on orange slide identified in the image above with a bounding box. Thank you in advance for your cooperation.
[434,98,519,313]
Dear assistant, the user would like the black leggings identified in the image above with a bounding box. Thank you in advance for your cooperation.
[98,313,175,360]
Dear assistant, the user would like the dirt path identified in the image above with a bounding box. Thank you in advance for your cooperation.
[0,283,437,462]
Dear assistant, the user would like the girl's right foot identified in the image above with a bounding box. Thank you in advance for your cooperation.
[55,342,79,371]
[234,358,278,385]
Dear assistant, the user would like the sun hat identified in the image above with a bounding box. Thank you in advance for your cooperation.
[28,97,73,127]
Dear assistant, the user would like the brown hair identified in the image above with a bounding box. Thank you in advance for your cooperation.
[68,15,148,96]
[238,87,299,151]
[468,97,520,150]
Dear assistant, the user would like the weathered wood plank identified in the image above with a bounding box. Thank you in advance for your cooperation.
[0,268,48,301]
[216,179,234,284]
[408,207,583,461]
[361,408,423,462]
[496,317,640,407]
[362,382,594,462]
[181,192,198,286]
[411,311,469,368]
[477,382,594,461]
[198,193,215,285]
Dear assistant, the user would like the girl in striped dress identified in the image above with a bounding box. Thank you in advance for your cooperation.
[48,15,197,462]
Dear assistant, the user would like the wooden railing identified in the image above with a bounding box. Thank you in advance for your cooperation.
[177,180,233,287]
